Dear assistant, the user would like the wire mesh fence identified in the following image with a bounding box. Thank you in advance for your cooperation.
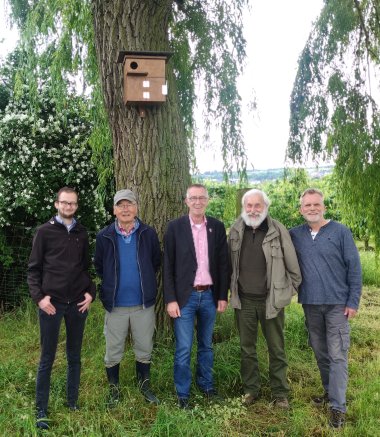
[0,225,97,312]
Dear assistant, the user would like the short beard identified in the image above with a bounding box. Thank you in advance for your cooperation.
[59,212,75,220]
[241,208,268,228]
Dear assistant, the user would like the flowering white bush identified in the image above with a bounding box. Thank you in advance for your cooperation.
[0,84,107,231]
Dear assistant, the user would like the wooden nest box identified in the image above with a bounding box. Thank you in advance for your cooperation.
[117,51,172,109]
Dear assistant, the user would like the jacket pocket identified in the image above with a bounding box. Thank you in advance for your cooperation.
[271,242,284,258]
[273,279,293,309]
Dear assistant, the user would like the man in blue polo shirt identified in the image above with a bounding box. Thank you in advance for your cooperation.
[290,188,362,429]
[94,189,161,406]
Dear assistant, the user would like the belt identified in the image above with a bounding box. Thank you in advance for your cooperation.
[194,285,211,292]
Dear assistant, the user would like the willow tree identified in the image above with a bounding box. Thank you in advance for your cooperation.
[6,0,248,329]
[288,0,380,248]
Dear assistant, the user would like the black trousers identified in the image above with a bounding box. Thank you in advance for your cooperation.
[36,300,88,410]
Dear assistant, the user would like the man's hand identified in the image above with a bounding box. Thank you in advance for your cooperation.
[78,292,93,313]
[344,307,357,319]
[38,295,56,315]
[217,300,228,313]
[167,301,181,318]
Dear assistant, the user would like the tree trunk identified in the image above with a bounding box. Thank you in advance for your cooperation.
[92,0,191,335]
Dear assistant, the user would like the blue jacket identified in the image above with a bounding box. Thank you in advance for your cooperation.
[94,219,161,312]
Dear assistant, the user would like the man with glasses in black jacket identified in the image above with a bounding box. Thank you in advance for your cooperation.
[28,187,95,430]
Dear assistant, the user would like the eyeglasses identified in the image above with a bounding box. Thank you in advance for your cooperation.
[116,203,136,210]
[58,201,78,207]
[187,196,208,203]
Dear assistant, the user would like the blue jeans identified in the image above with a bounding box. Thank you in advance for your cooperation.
[303,304,350,413]
[174,289,217,398]
[36,300,88,410]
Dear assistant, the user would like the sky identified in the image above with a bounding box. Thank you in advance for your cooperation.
[195,0,324,172]
[0,1,324,172]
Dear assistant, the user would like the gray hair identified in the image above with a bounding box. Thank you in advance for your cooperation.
[300,188,324,205]
[241,189,271,207]
[186,183,208,198]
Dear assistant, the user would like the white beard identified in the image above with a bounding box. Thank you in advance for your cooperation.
[241,208,268,228]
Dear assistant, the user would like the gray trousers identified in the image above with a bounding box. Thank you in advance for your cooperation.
[104,305,155,367]
[303,304,350,413]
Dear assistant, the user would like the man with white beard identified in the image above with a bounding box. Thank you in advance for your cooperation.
[228,189,301,408]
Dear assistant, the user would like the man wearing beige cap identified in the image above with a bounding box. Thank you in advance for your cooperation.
[94,189,161,406]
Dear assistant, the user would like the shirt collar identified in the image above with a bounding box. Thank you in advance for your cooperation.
[189,215,207,227]
[115,218,140,237]
[55,215,76,231]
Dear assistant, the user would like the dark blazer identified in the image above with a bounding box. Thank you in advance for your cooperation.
[163,215,229,308]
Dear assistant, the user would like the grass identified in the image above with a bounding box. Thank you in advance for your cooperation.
[0,287,379,436]
[360,251,380,287]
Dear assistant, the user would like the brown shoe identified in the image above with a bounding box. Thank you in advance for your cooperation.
[329,408,345,428]
[242,393,259,406]
[274,397,290,409]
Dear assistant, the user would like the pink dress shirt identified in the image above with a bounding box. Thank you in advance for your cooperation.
[189,216,213,287]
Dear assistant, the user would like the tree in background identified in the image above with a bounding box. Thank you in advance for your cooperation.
[202,171,342,233]
[6,0,248,208]
[262,169,309,229]
[4,0,249,328]
[204,182,237,229]
[288,0,380,249]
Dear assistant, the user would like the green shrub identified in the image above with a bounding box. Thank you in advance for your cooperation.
[0,82,106,231]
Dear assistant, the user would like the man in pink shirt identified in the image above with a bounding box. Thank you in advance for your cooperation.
[164,184,229,409]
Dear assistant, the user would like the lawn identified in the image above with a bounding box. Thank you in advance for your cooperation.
[0,287,379,436]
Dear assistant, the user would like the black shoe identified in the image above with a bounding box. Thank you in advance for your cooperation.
[203,389,224,402]
[65,402,80,411]
[136,361,160,405]
[36,409,49,430]
[329,408,345,428]
[178,397,190,410]
[141,385,160,405]
[312,392,329,407]
[107,384,121,408]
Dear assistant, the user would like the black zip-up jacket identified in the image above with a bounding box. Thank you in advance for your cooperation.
[27,217,96,304]
[94,220,161,312]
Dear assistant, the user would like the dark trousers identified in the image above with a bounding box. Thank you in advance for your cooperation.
[236,297,289,398]
[36,301,88,410]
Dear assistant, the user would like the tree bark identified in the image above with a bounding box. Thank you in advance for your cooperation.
[92,0,191,335]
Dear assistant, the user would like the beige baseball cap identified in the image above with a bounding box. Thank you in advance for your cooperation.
[113,189,137,205]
